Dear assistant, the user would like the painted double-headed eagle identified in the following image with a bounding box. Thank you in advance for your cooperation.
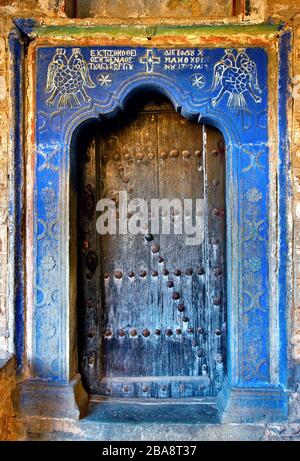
[46,48,95,109]
[211,49,262,109]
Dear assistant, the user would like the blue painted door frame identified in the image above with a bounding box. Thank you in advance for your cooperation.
[9,24,291,422]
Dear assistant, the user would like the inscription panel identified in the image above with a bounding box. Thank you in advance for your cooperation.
[40,46,265,121]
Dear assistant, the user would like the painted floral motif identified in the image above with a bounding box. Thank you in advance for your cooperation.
[39,319,56,340]
[190,73,206,89]
[247,188,262,203]
[97,73,113,87]
[41,254,56,272]
[41,187,56,208]
[245,256,262,273]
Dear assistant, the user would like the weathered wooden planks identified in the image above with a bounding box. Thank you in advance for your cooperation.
[77,94,226,398]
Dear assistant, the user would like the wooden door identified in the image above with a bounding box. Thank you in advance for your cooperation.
[77,93,226,398]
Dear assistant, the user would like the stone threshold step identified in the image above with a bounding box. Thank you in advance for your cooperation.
[83,397,220,424]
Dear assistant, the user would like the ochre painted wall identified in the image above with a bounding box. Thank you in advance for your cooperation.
[0,354,15,440]
[291,20,300,362]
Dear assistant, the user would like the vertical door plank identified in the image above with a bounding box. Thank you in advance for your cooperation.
[98,110,159,378]
[77,128,102,391]
[157,111,205,378]
[204,124,226,393]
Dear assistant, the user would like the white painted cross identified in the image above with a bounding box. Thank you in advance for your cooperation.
[140,49,161,73]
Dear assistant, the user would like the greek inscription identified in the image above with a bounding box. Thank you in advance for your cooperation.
[89,49,137,71]
[163,48,208,71]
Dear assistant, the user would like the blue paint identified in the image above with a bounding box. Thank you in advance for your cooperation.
[34,45,271,385]
[9,30,25,371]
[13,18,38,39]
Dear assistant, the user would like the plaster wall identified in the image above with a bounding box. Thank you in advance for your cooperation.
[0,353,15,440]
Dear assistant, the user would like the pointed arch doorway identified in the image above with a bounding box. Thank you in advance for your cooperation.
[76,92,226,399]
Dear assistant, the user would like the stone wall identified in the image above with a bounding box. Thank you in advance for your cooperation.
[75,0,235,19]
[0,352,15,440]
[266,0,300,20]
[0,28,9,352]
[0,0,65,17]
